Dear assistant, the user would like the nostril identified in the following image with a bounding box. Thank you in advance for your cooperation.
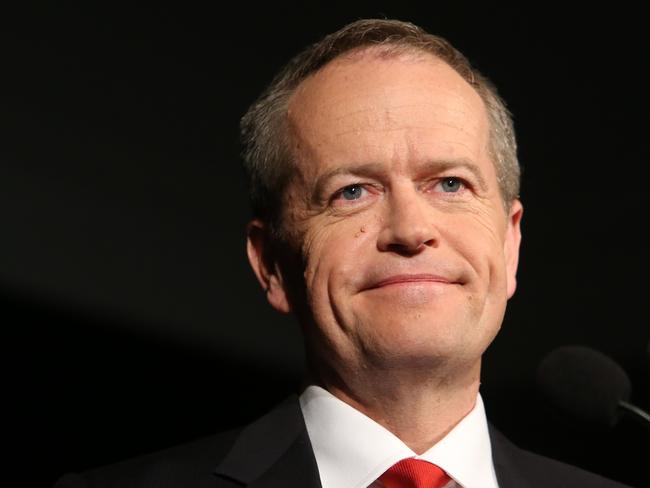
[386,241,429,256]
[423,237,437,248]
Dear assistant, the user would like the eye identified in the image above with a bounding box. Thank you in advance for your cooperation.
[437,177,465,193]
[335,184,366,201]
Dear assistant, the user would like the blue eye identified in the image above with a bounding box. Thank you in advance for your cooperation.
[440,177,463,192]
[340,184,364,200]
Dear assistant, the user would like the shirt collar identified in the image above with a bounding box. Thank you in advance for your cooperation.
[417,392,498,488]
[299,385,498,488]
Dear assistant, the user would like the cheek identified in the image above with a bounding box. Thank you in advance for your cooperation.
[301,218,377,305]
[445,211,507,284]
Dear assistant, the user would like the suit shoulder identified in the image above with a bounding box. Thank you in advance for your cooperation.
[54,429,240,488]
[490,427,633,488]
[515,447,632,487]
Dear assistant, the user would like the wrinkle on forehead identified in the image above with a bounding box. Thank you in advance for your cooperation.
[299,85,482,133]
[329,92,481,130]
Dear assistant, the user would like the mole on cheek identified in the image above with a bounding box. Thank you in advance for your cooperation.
[354,226,367,238]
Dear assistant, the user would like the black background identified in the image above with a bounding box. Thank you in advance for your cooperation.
[3,2,649,487]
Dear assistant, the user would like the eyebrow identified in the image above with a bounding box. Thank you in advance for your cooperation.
[313,158,489,198]
[313,162,385,198]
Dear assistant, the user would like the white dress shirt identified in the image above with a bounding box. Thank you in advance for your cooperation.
[299,385,499,488]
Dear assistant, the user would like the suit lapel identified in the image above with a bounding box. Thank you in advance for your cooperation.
[214,396,322,488]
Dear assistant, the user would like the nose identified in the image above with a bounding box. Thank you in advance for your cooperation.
[377,186,439,255]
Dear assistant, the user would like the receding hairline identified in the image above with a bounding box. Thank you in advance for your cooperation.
[320,42,453,63]
[288,43,479,104]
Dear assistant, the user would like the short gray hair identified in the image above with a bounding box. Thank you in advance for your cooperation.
[240,19,520,233]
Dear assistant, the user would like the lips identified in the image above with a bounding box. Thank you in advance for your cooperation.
[366,273,458,290]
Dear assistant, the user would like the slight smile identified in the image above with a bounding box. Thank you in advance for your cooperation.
[367,274,460,290]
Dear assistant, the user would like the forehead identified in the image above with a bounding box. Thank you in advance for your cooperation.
[286,50,492,180]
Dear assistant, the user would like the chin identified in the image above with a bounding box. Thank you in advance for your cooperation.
[368,307,474,339]
[362,343,465,374]
[362,315,493,364]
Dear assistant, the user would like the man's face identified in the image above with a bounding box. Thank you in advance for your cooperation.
[250,51,522,381]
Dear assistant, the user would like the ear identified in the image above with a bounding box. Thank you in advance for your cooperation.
[504,199,523,299]
[246,219,292,314]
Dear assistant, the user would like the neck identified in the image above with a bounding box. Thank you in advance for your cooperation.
[311,361,481,454]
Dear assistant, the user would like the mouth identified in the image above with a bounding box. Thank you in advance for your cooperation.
[366,274,459,290]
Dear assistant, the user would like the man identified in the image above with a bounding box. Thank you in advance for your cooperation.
[55,19,632,488]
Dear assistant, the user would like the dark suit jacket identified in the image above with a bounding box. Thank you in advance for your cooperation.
[54,395,634,487]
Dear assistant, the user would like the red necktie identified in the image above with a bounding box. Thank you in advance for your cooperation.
[378,458,452,488]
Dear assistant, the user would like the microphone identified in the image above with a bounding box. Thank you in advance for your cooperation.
[536,345,650,431]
